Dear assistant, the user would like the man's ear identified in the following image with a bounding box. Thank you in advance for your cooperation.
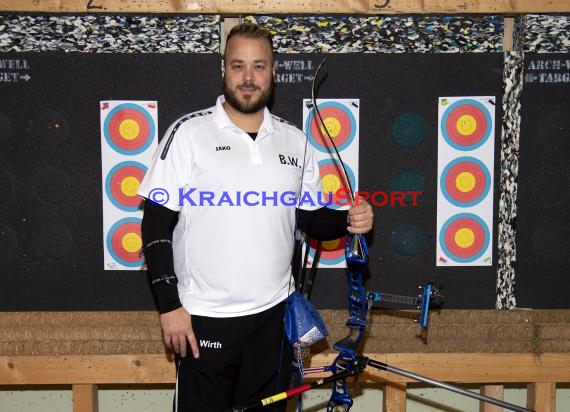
[221,60,225,77]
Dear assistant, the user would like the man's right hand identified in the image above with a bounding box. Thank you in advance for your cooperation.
[159,307,200,358]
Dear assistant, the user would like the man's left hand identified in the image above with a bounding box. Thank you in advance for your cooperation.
[347,200,374,234]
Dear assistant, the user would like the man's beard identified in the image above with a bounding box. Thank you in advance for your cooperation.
[223,77,275,114]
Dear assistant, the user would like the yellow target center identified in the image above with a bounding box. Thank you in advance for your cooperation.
[119,119,140,140]
[319,117,341,139]
[122,232,142,253]
[321,174,341,194]
[120,176,141,197]
[456,114,477,136]
[455,172,476,193]
[455,228,475,249]
[322,238,341,251]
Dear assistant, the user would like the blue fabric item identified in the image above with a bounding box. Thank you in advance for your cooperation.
[284,291,328,349]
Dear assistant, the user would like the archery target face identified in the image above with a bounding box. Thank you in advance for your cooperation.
[105,161,146,212]
[305,101,357,153]
[101,101,157,270]
[103,103,155,155]
[437,96,495,266]
[441,99,492,151]
[310,236,348,266]
[307,159,356,266]
[317,159,356,209]
[439,213,490,263]
[302,98,360,268]
[440,157,491,207]
[106,217,144,267]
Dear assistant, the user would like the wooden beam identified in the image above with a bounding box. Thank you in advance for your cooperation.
[0,0,569,15]
[2,353,570,385]
[0,355,175,385]
[306,353,570,384]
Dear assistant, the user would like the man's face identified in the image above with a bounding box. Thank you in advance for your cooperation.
[223,35,275,114]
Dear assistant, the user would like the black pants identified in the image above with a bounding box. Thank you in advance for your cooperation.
[174,301,293,412]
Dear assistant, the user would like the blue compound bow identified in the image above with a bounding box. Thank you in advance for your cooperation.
[315,232,438,411]
[228,59,531,412]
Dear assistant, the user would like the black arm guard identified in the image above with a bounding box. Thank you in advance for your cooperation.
[297,207,349,241]
[141,201,182,314]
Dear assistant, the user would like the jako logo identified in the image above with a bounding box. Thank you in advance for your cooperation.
[215,146,231,151]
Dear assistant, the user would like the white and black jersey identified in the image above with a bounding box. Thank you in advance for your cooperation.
[139,95,322,318]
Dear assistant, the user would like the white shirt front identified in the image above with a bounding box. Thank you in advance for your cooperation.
[138,96,322,317]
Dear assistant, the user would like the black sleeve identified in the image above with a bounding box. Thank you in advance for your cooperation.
[141,200,182,314]
[297,207,349,241]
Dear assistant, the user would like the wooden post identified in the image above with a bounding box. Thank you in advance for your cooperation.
[503,17,515,51]
[383,382,406,412]
[527,382,556,412]
[480,385,504,412]
[73,384,98,412]
[221,17,241,54]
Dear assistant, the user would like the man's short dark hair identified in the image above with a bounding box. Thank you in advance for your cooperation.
[225,23,274,55]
